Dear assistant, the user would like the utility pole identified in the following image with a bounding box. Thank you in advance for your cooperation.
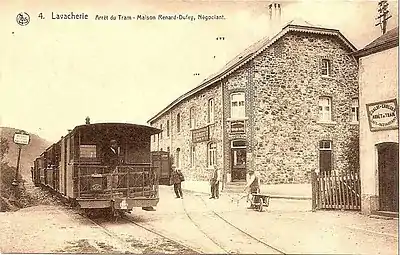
[375,0,392,35]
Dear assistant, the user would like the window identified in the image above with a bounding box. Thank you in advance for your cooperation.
[176,148,181,168]
[166,120,170,137]
[177,113,181,132]
[190,146,196,168]
[152,135,155,142]
[79,145,96,158]
[208,98,215,123]
[230,93,245,118]
[319,97,332,122]
[351,98,359,122]
[319,140,332,175]
[208,143,217,167]
[190,107,195,129]
[160,124,163,139]
[321,59,331,76]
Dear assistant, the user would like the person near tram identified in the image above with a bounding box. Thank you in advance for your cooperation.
[103,139,121,189]
[171,165,184,199]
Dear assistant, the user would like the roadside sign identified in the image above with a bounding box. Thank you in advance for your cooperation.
[13,132,30,145]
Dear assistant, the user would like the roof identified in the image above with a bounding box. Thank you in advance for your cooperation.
[354,27,399,57]
[72,123,161,135]
[148,20,357,124]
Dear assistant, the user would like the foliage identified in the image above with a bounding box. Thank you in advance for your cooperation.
[344,134,360,173]
[0,137,9,163]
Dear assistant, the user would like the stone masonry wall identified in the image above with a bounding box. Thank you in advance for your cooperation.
[251,31,359,184]
[150,82,223,181]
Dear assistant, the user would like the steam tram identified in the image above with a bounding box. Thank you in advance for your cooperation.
[32,123,162,216]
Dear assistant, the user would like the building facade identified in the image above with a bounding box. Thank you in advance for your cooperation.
[148,21,359,186]
[354,27,399,215]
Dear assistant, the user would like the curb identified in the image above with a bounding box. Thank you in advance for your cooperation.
[181,188,312,201]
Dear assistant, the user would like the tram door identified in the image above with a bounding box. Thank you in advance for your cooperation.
[151,151,171,185]
[231,140,247,182]
[378,142,399,212]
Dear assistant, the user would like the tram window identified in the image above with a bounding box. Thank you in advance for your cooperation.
[80,145,97,158]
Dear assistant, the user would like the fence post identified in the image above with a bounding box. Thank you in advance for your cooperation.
[311,171,317,212]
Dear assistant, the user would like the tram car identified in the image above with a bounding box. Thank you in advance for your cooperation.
[32,123,162,216]
[150,151,172,185]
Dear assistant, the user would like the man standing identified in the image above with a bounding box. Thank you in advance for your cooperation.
[171,165,184,199]
[103,139,120,189]
[210,168,221,199]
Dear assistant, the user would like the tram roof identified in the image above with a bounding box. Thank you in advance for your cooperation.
[71,123,162,135]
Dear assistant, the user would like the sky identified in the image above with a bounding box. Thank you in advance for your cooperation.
[0,0,398,142]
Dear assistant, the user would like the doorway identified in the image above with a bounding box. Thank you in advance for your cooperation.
[319,140,332,175]
[231,140,246,182]
[377,142,399,212]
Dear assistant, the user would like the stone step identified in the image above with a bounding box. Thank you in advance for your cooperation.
[226,181,246,186]
[222,184,246,193]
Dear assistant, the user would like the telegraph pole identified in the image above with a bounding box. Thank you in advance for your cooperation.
[375,0,392,35]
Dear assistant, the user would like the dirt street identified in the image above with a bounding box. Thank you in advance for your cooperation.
[0,184,397,254]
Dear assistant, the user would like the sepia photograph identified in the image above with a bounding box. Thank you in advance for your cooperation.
[0,0,398,254]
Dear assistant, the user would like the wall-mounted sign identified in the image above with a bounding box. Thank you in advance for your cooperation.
[13,132,30,145]
[192,126,209,143]
[366,99,398,132]
[230,120,245,134]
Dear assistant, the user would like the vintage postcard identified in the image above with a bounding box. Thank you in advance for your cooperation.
[0,0,398,254]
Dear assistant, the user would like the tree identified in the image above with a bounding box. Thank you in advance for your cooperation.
[0,137,9,163]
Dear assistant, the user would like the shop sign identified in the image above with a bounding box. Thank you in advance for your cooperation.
[366,99,398,132]
[192,126,209,143]
[230,121,245,134]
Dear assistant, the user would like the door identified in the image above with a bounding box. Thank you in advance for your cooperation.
[378,143,399,212]
[319,140,332,175]
[151,151,171,185]
[231,148,246,181]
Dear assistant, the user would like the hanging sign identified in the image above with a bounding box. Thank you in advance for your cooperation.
[230,121,245,134]
[366,99,398,132]
[192,126,209,143]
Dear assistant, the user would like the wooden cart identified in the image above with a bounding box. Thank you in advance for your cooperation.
[250,193,270,212]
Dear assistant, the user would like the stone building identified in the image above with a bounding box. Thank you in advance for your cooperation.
[148,20,359,186]
[354,27,399,215]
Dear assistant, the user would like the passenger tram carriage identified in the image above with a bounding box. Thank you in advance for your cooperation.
[32,123,162,217]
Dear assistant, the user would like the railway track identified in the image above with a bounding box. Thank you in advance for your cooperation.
[182,194,286,254]
[77,212,137,253]
[122,214,203,254]
[78,211,200,254]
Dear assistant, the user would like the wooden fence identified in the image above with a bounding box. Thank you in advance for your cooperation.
[311,170,361,211]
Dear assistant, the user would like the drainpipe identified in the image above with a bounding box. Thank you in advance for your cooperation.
[221,80,226,191]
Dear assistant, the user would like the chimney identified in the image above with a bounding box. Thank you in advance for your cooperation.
[85,116,90,125]
[268,2,282,35]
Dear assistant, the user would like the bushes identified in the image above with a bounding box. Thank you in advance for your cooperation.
[1,160,33,211]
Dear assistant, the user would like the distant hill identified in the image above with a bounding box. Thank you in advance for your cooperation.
[0,127,52,179]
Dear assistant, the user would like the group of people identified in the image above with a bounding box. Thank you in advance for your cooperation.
[170,165,261,208]
[102,139,260,205]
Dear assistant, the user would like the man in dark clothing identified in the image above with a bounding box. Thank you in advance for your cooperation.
[171,165,184,199]
[103,139,120,169]
[103,139,120,189]
[210,168,221,199]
